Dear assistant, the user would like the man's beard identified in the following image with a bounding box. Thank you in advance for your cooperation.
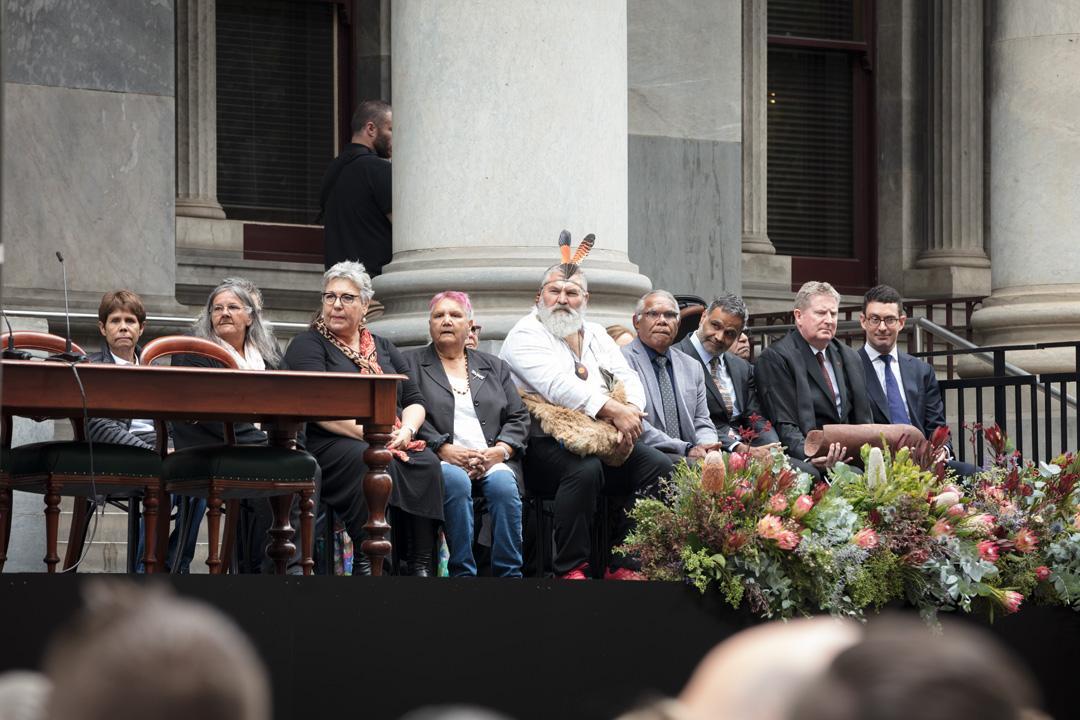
[537,302,585,338]
[373,131,391,159]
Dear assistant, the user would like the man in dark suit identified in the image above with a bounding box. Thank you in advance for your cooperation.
[755,281,873,475]
[622,290,719,460]
[675,293,778,457]
[857,284,976,474]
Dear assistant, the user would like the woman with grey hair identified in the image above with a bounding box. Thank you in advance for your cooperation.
[284,261,445,575]
[166,278,285,573]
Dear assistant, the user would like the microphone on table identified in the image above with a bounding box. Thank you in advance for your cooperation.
[1,309,33,359]
[50,251,88,363]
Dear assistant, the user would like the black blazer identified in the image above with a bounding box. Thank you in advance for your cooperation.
[858,347,947,440]
[755,330,872,460]
[405,344,530,492]
[169,351,270,450]
[674,334,778,449]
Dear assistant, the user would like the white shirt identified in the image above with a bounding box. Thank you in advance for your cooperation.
[215,338,266,370]
[447,378,513,478]
[499,309,647,417]
[689,333,740,417]
[111,352,155,434]
[861,344,911,417]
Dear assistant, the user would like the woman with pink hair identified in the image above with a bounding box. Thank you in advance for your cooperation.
[406,291,530,576]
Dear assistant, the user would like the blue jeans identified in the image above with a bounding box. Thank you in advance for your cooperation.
[441,462,522,577]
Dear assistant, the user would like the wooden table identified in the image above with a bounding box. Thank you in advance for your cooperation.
[1,359,404,575]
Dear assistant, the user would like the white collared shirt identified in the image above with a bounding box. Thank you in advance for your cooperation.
[689,333,740,417]
[499,309,646,417]
[862,343,910,417]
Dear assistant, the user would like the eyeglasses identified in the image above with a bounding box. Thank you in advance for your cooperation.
[211,304,250,316]
[642,310,679,321]
[321,292,361,306]
[865,315,901,328]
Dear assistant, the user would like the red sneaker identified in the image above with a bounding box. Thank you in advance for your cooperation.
[558,563,590,580]
[604,567,646,581]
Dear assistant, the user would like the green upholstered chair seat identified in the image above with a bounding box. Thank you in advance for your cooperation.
[164,445,317,487]
[10,441,161,480]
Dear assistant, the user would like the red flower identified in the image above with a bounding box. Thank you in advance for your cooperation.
[947,503,966,518]
[1035,566,1051,582]
[930,519,953,538]
[930,425,951,449]
[977,540,999,563]
[1013,528,1038,554]
[903,549,930,566]
[853,528,879,550]
[727,452,748,473]
[791,494,814,520]
[766,493,788,514]
[756,514,783,540]
[775,530,801,551]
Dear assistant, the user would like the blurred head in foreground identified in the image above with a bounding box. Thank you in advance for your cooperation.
[789,614,1041,720]
[675,617,861,720]
[43,581,270,720]
[0,671,51,720]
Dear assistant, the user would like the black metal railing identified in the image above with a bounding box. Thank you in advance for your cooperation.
[911,341,1080,468]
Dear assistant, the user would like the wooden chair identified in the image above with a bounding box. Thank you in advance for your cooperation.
[1,331,162,573]
[141,336,318,575]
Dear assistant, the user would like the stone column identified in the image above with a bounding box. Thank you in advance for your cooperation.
[970,0,1080,372]
[175,0,225,220]
[372,1,651,346]
[906,0,990,298]
[740,0,792,313]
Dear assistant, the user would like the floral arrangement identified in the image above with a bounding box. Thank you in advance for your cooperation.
[622,424,1080,622]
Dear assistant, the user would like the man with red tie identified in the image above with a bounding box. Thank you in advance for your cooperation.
[755,281,873,478]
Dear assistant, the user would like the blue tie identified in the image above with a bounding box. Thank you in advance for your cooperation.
[881,354,910,424]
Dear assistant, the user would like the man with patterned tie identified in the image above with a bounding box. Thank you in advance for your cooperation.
[856,284,975,474]
[675,293,779,458]
[622,290,720,460]
[755,281,873,477]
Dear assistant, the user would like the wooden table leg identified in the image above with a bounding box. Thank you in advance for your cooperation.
[44,483,62,573]
[142,484,160,574]
[361,430,393,576]
[267,494,296,575]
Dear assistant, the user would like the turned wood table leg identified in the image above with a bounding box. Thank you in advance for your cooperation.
[268,494,296,575]
[142,484,160,574]
[206,489,223,575]
[44,483,62,573]
[361,430,393,576]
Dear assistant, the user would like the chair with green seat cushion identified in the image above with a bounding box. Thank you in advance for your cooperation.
[141,336,318,575]
[1,331,162,574]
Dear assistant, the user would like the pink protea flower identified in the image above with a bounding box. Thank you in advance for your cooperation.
[966,513,996,534]
[775,530,801,551]
[1035,566,1051,582]
[930,519,953,538]
[985,485,1005,501]
[977,540,999,562]
[853,528,879,550]
[947,503,966,518]
[756,514,783,540]
[1013,528,1038,554]
[933,490,961,510]
[733,482,752,500]
[766,493,788,513]
[791,495,814,520]
[1001,590,1023,614]
[727,452,748,473]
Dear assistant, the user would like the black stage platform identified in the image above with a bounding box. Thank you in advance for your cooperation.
[2,576,1078,720]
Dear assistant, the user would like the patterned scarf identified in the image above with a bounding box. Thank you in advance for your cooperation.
[313,316,426,460]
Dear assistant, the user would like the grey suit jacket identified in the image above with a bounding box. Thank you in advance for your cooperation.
[621,338,718,455]
[674,334,778,450]
[405,344,531,492]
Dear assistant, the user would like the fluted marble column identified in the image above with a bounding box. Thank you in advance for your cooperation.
[372,0,651,345]
[917,0,990,276]
[175,0,225,220]
[970,0,1080,372]
[741,0,791,313]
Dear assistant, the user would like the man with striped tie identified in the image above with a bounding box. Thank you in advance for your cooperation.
[675,293,779,459]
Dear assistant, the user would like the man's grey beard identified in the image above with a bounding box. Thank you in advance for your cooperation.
[537,302,585,338]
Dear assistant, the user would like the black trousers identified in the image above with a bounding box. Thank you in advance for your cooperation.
[524,437,673,575]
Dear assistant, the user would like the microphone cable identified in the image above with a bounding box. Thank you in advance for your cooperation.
[60,359,103,573]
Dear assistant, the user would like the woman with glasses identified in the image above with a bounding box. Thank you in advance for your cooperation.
[168,278,285,573]
[283,261,444,576]
[407,291,529,577]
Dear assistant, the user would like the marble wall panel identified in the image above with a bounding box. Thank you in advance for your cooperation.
[629,135,741,301]
[3,0,174,96]
[3,82,176,297]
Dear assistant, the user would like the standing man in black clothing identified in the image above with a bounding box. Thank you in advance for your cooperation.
[320,100,394,274]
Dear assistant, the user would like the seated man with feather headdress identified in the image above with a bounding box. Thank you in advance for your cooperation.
[499,236,671,580]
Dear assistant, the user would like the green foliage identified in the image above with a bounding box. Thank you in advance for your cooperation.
[850,551,904,609]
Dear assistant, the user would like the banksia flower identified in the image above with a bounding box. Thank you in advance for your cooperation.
[701,450,727,494]
[865,446,887,489]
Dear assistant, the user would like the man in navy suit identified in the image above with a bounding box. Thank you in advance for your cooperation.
[755,281,873,476]
[622,290,720,460]
[675,293,778,458]
[857,284,976,474]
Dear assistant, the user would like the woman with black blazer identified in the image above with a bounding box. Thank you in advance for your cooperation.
[407,291,530,577]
